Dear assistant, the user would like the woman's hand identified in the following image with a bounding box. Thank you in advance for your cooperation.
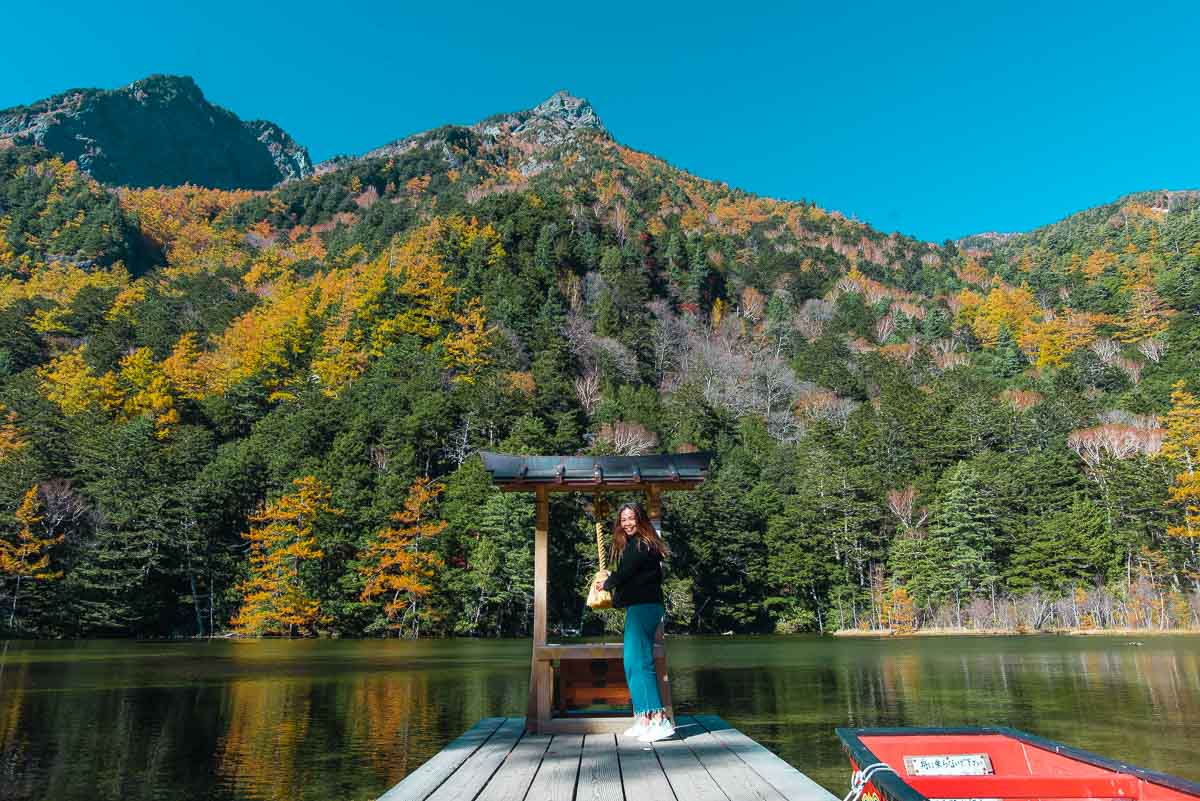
[592,578,607,593]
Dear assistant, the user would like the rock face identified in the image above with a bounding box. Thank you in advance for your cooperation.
[477,90,606,145]
[0,75,312,189]
[351,90,607,168]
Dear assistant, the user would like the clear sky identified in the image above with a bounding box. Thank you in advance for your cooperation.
[4,1,1198,242]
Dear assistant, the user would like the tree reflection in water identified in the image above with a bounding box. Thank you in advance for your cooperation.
[0,636,1197,801]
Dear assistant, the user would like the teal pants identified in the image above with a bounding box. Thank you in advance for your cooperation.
[623,602,665,715]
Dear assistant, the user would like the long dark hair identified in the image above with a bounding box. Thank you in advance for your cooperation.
[610,502,670,561]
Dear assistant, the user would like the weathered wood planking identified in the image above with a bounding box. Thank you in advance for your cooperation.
[475,732,551,801]
[653,716,731,801]
[617,731,678,801]
[425,718,526,801]
[576,734,624,801]
[377,715,836,801]
[524,733,583,801]
[693,715,838,801]
[378,717,507,801]
[677,717,788,801]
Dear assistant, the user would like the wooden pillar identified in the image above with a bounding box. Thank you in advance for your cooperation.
[644,485,662,533]
[527,486,551,732]
[533,486,549,646]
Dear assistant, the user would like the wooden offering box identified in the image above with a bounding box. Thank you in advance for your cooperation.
[557,657,631,712]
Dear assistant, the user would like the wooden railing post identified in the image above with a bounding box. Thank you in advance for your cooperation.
[527,486,550,732]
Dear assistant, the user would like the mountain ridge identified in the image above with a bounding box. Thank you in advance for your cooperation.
[0,74,312,190]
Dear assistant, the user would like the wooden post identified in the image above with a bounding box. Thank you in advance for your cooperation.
[533,486,549,646]
[644,485,662,533]
[527,486,550,733]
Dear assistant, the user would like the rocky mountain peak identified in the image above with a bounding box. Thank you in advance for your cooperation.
[474,90,607,148]
[0,75,312,189]
[525,90,603,132]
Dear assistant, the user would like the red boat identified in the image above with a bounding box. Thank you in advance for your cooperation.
[837,727,1200,801]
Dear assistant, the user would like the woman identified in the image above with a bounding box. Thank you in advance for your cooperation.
[593,502,674,742]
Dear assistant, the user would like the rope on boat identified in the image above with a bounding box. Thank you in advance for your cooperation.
[842,762,898,801]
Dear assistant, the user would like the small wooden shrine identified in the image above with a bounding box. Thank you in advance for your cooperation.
[480,451,712,734]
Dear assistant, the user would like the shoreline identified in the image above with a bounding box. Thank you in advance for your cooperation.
[832,627,1199,638]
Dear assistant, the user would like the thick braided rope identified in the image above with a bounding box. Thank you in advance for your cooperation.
[594,497,609,570]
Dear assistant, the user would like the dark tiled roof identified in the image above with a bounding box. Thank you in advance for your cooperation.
[480,452,712,487]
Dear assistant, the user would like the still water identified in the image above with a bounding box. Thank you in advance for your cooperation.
[1,635,1198,801]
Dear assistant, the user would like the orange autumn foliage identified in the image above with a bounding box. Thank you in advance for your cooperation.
[231,476,340,637]
[1161,382,1200,552]
[971,284,1040,346]
[1,486,64,628]
[0,409,28,461]
[359,477,446,635]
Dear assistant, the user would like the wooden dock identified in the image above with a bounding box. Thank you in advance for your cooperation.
[378,714,838,801]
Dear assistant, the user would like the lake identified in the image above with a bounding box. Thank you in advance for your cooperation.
[2,635,1198,801]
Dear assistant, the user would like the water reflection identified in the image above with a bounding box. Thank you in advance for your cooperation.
[1,636,1197,801]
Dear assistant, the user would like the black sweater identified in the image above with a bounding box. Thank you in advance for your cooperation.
[602,537,663,608]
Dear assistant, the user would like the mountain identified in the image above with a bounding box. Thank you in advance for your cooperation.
[0,75,312,189]
[1,86,1199,640]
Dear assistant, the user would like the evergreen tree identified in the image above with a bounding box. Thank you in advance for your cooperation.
[899,463,996,619]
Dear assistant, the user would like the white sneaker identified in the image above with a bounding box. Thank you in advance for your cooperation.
[622,718,647,738]
[637,719,675,743]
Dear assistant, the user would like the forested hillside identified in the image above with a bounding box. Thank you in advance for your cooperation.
[1,85,1198,638]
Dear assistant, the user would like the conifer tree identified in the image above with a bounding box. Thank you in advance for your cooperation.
[994,324,1026,378]
[231,476,340,637]
[899,463,996,619]
[0,485,64,630]
[359,477,446,637]
[1161,381,1200,585]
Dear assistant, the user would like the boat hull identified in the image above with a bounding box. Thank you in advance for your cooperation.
[837,727,1200,801]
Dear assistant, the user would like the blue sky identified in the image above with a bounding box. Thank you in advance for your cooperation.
[4,1,1198,242]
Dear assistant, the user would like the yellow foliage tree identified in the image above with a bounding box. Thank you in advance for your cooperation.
[162,333,207,399]
[1,486,64,629]
[0,409,27,461]
[231,476,340,637]
[971,284,1039,346]
[311,216,502,394]
[118,347,179,438]
[38,349,122,416]
[1161,382,1200,576]
[1083,249,1117,279]
[443,298,492,383]
[202,278,321,400]
[889,586,916,634]
[359,477,446,636]
[1018,313,1099,368]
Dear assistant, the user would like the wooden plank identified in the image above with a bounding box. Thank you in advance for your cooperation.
[534,643,665,660]
[499,480,705,493]
[426,718,526,801]
[378,717,507,801]
[476,731,551,801]
[618,732,677,801]
[577,734,624,801]
[653,716,729,801]
[692,716,837,801]
[676,718,786,801]
[540,716,633,735]
[525,734,584,801]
